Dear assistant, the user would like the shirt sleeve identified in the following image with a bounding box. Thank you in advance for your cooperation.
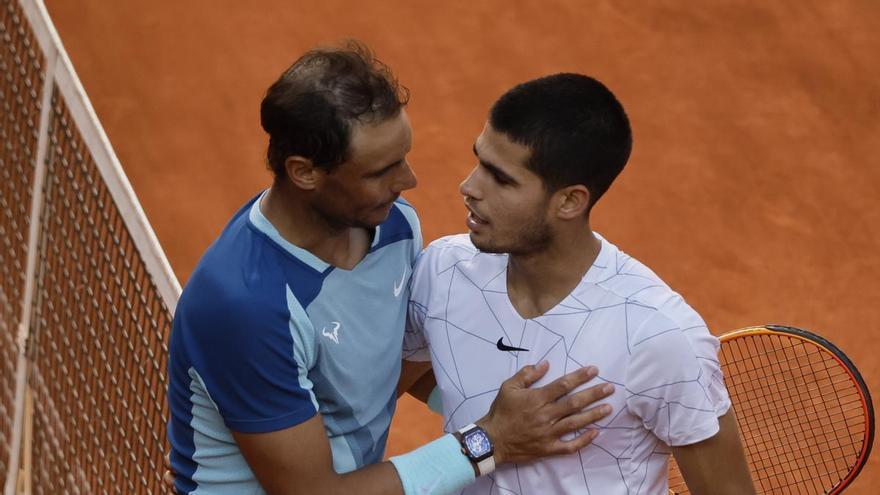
[624,311,730,447]
[185,291,318,434]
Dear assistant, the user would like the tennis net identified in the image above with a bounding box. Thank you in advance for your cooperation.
[1,0,180,493]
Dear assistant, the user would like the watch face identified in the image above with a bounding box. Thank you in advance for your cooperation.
[464,430,491,457]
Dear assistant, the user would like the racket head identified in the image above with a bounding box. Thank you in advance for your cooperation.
[668,324,874,494]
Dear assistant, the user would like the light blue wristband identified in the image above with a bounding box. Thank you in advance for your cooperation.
[427,386,443,415]
[389,434,475,495]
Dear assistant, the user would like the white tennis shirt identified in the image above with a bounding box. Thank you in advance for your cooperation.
[404,234,731,495]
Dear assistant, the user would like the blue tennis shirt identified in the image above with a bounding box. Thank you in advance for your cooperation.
[168,191,421,494]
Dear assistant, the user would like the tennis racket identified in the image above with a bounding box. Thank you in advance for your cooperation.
[668,325,874,494]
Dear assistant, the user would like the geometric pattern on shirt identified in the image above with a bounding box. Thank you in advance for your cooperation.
[404,235,728,495]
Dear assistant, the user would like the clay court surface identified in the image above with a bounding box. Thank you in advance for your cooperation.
[42,0,879,491]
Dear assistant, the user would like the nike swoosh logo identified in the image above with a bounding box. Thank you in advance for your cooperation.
[393,265,408,297]
[496,337,529,352]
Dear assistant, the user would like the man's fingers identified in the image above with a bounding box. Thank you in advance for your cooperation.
[547,400,615,456]
[547,381,614,419]
[551,403,613,438]
[164,453,176,490]
[548,427,601,456]
[537,366,599,402]
[163,470,175,488]
[505,360,550,389]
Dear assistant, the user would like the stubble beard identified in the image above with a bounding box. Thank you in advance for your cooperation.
[472,214,553,256]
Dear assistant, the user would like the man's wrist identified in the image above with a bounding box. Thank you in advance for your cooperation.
[456,423,496,476]
[389,434,475,495]
[451,430,480,477]
[474,417,504,465]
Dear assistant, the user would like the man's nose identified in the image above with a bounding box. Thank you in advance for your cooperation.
[395,162,418,192]
[459,168,479,199]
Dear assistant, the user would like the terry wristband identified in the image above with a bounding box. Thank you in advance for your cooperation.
[389,434,475,495]
[427,386,443,415]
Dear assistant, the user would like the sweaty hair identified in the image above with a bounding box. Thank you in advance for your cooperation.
[489,73,632,209]
[260,41,409,177]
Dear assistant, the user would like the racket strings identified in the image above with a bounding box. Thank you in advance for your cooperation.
[669,332,868,494]
[723,335,865,493]
[731,339,836,491]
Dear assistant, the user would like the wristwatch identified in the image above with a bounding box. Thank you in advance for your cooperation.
[455,423,495,476]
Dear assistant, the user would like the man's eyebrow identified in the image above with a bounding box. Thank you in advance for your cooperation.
[472,143,494,169]
[364,159,402,178]
[472,143,517,184]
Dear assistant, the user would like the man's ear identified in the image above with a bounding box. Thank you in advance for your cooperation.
[554,185,591,220]
[283,156,323,191]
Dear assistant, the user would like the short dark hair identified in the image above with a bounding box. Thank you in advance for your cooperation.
[260,41,409,177]
[489,73,632,209]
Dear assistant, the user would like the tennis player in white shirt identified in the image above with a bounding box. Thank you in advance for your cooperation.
[403,73,755,495]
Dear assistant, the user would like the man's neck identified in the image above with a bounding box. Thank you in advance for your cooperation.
[260,183,371,270]
[506,227,601,319]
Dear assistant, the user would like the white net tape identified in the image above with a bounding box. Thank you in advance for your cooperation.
[0,0,44,488]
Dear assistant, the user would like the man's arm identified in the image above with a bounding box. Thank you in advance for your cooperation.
[234,361,613,495]
[671,408,756,495]
[234,414,403,495]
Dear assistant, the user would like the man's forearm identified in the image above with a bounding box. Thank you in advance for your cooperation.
[234,416,411,495]
[235,416,473,495]
[278,461,405,495]
[672,409,756,495]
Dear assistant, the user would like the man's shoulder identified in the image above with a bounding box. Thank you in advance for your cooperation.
[409,235,510,301]
[418,234,495,272]
[179,216,292,330]
[179,260,286,333]
[425,233,477,255]
[590,238,707,333]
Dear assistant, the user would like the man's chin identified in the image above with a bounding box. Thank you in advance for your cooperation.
[355,211,392,230]
[354,218,385,230]
[469,232,504,254]
[369,201,397,223]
